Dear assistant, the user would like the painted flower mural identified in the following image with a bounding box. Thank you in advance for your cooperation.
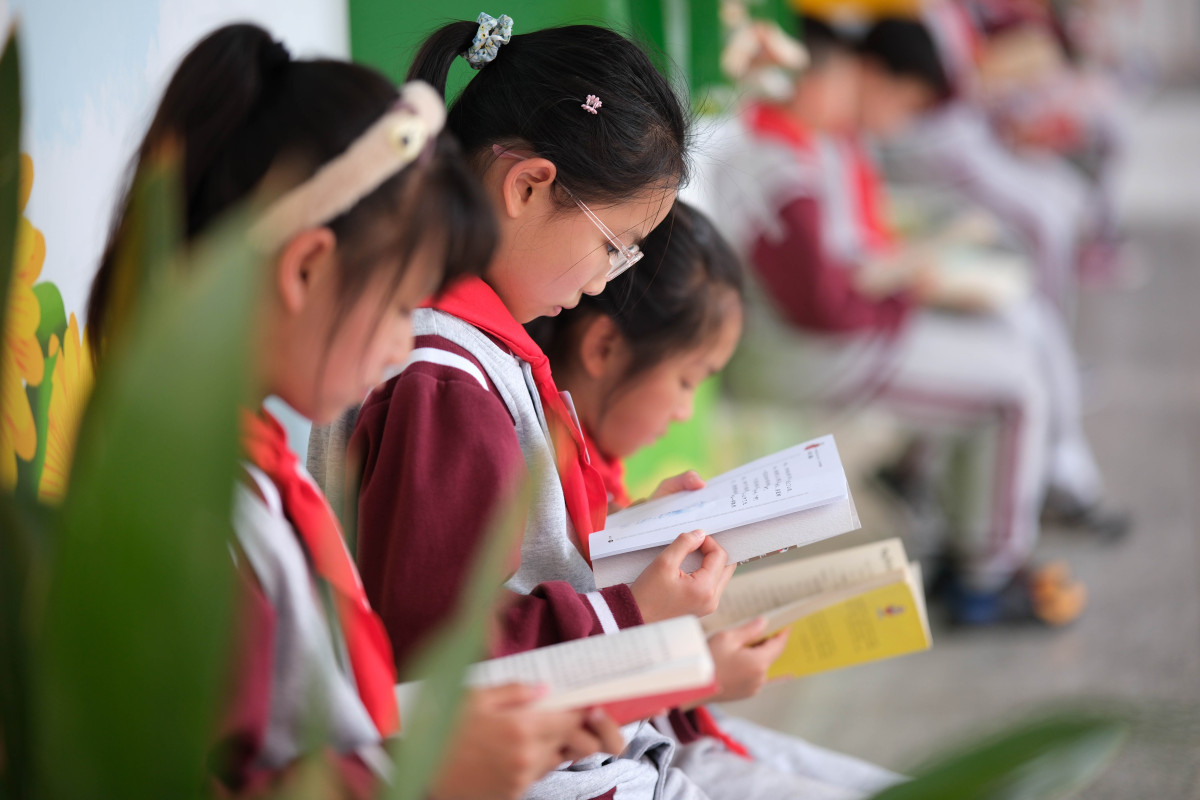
[1,153,45,488]
[39,312,92,501]
[1,153,93,498]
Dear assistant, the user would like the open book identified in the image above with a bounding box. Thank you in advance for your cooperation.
[590,435,860,589]
[702,538,931,678]
[857,243,1032,313]
[393,616,718,726]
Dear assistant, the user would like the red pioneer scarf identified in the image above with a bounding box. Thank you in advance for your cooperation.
[242,408,400,737]
[748,102,894,256]
[579,424,632,511]
[427,277,609,559]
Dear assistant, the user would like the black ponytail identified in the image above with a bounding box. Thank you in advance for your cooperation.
[407,20,689,207]
[407,21,477,101]
[530,202,744,382]
[87,23,496,361]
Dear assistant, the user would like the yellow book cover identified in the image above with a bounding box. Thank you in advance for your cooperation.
[767,573,931,680]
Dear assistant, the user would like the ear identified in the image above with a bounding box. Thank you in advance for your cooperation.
[578,314,628,380]
[275,227,337,314]
[499,157,558,220]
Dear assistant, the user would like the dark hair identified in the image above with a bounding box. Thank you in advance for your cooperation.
[529,202,744,383]
[797,15,856,69]
[407,21,688,207]
[87,23,496,361]
[857,18,954,101]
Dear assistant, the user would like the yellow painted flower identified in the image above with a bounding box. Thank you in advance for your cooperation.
[38,313,93,502]
[1,154,45,489]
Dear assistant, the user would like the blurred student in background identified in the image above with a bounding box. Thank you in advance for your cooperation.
[689,17,1127,626]
[862,4,1131,309]
[855,11,1094,312]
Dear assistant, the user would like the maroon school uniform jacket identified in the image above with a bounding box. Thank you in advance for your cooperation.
[745,103,912,336]
[352,324,642,676]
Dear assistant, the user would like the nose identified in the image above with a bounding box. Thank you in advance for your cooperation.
[582,272,608,297]
[674,394,695,423]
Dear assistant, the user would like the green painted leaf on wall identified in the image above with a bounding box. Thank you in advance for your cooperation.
[31,281,65,349]
[23,347,57,500]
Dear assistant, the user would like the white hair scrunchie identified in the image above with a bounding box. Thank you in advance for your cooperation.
[464,12,513,69]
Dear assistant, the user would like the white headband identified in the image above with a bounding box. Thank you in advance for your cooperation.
[251,80,447,253]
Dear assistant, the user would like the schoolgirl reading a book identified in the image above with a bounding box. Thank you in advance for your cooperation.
[691,18,1127,627]
[530,201,902,799]
[84,23,622,798]
[306,13,740,799]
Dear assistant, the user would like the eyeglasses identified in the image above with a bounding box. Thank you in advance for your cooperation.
[492,146,644,281]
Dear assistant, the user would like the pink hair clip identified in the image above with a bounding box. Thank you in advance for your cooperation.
[581,94,602,115]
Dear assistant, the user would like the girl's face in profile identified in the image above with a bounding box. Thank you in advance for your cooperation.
[278,245,441,426]
[591,303,743,460]
[484,152,676,324]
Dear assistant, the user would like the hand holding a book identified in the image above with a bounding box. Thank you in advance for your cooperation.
[630,530,737,623]
[647,470,706,501]
[703,616,791,703]
[431,683,626,800]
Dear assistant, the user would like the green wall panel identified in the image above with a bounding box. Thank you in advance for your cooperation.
[347,0,743,499]
[347,0,733,99]
[350,0,625,91]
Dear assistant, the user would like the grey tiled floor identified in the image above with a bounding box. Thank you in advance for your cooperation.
[719,90,1200,797]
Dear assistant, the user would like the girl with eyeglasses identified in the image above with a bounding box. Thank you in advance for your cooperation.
[307,14,738,799]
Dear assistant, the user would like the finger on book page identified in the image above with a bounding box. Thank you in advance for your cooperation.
[694,532,732,581]
[753,625,791,661]
[649,469,707,500]
[655,528,707,569]
[724,615,771,645]
[716,558,737,596]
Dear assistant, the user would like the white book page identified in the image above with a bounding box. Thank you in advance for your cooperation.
[591,435,848,560]
[466,616,710,709]
[702,538,910,632]
[591,492,862,589]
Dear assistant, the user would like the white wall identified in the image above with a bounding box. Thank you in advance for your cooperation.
[4,0,349,323]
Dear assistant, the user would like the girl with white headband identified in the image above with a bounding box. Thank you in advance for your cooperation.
[85,23,623,798]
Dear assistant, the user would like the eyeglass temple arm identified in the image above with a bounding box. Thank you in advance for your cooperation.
[492,145,635,253]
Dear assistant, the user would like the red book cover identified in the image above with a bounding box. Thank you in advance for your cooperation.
[599,680,721,725]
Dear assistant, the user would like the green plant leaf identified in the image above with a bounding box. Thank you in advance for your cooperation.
[34,151,262,800]
[0,495,56,800]
[0,25,19,357]
[385,476,533,800]
[869,711,1128,800]
[0,25,30,800]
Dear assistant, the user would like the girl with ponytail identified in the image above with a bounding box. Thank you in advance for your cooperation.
[88,23,622,798]
[306,13,742,799]
[316,15,730,683]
